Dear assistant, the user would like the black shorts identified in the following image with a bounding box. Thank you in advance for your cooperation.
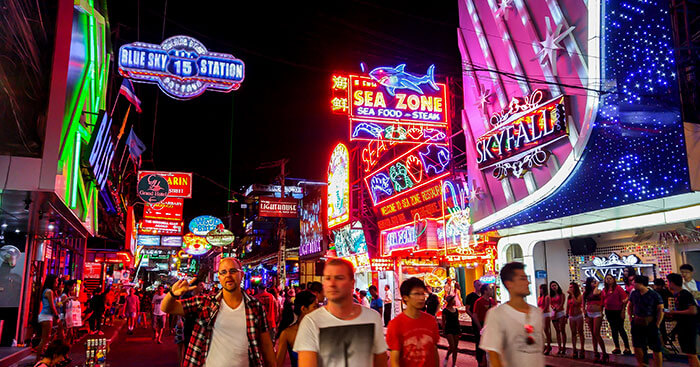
[677,325,698,355]
[631,323,661,352]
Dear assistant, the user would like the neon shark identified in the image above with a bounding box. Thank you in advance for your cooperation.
[352,122,384,139]
[369,64,439,96]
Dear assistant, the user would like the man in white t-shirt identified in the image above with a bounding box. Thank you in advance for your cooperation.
[151,285,167,344]
[479,262,544,367]
[294,257,388,367]
[160,257,276,367]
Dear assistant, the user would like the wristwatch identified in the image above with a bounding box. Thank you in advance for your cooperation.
[169,290,177,298]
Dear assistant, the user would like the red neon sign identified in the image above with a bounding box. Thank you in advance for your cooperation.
[143,197,184,221]
[364,143,450,206]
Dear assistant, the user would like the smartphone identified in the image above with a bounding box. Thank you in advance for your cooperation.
[191,265,210,286]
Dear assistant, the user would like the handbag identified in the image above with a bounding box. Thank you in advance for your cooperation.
[65,300,83,328]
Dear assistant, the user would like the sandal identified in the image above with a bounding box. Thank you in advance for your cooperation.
[572,349,578,359]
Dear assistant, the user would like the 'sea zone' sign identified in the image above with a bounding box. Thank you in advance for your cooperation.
[118,35,244,100]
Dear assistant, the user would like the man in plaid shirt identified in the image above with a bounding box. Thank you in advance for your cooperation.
[161,257,276,367]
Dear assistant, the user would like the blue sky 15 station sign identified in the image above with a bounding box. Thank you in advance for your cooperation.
[118,35,244,100]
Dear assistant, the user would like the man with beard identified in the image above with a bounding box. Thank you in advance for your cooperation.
[161,257,276,367]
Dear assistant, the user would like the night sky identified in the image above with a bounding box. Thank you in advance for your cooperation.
[108,1,460,220]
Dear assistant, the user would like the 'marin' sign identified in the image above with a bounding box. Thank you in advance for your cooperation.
[118,35,244,100]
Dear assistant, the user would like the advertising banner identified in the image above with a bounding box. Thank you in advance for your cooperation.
[137,173,169,204]
[136,235,161,247]
[139,219,184,235]
[138,171,193,198]
[144,197,184,221]
[259,197,299,218]
[160,236,183,247]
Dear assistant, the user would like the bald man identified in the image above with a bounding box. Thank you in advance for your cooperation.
[161,257,275,367]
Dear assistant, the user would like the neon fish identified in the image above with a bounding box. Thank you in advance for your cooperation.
[353,122,384,138]
[369,64,439,96]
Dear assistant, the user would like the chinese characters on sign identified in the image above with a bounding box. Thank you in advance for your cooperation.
[327,143,350,229]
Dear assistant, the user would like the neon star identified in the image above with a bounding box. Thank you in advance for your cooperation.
[494,0,514,21]
[534,17,575,76]
[475,86,493,111]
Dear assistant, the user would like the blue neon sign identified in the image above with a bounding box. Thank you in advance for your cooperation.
[118,35,244,100]
[189,215,223,237]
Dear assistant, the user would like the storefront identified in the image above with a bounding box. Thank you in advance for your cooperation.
[458,0,700,307]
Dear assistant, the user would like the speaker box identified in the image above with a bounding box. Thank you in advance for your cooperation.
[570,237,597,255]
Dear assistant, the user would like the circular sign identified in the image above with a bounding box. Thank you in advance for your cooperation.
[189,215,223,237]
[182,233,211,256]
[137,174,170,204]
[206,227,235,247]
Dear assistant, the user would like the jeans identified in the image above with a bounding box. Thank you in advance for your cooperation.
[383,303,392,326]
[605,309,630,349]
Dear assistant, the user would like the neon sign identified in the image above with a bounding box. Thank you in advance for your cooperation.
[475,90,568,179]
[365,143,450,206]
[349,74,447,124]
[87,112,117,190]
[118,35,244,100]
[350,120,448,145]
[382,224,417,253]
[327,143,350,229]
[300,197,323,257]
[332,221,368,258]
[581,253,654,284]
[189,215,223,237]
[182,233,212,256]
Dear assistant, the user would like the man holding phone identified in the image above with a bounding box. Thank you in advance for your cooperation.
[160,257,276,367]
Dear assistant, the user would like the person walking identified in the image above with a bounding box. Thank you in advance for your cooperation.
[124,288,140,334]
[255,284,279,342]
[294,257,388,367]
[359,290,370,308]
[87,287,105,335]
[138,290,150,328]
[603,274,632,355]
[665,273,700,367]
[36,274,60,358]
[480,262,544,367]
[680,264,700,302]
[386,277,439,367]
[151,285,167,344]
[60,280,80,345]
[549,281,567,355]
[628,275,664,367]
[473,284,496,367]
[441,295,461,367]
[161,257,276,367]
[652,278,673,346]
[369,285,383,315]
[383,284,393,327]
[583,277,608,362]
[425,286,440,317]
[567,282,585,359]
[276,291,319,367]
[537,284,552,355]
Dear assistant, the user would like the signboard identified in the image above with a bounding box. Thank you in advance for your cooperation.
[140,248,177,257]
[244,184,304,197]
[348,69,447,125]
[139,219,183,235]
[137,235,161,247]
[259,197,299,218]
[350,119,448,145]
[580,253,654,284]
[183,233,212,256]
[206,228,235,247]
[84,263,103,279]
[118,35,245,100]
[475,90,568,179]
[188,216,223,236]
[138,171,192,198]
[365,143,450,206]
[300,195,324,258]
[160,236,183,247]
[137,173,170,204]
[380,219,439,256]
[143,197,184,221]
[86,111,117,190]
[327,143,350,229]
[332,221,368,258]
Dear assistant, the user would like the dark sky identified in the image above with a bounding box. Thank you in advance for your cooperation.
[108,1,460,220]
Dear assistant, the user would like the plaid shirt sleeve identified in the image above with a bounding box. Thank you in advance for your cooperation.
[180,295,206,316]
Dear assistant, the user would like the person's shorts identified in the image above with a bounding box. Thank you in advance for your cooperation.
[677,325,698,355]
[127,312,137,318]
[37,313,53,323]
[631,323,661,352]
[152,314,167,329]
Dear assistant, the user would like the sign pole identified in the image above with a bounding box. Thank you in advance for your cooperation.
[279,159,287,288]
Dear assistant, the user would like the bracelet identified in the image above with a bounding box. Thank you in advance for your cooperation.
[169,290,177,298]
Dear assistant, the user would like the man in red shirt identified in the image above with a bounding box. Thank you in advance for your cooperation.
[254,284,278,340]
[473,284,496,367]
[386,277,440,367]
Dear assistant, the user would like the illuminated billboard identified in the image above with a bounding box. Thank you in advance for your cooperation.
[300,192,324,258]
[327,143,350,229]
[364,143,450,206]
[138,171,192,198]
[118,35,244,100]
